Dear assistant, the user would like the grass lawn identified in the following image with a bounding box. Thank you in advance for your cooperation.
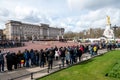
[38,50,120,80]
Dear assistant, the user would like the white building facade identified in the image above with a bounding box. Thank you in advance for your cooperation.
[4,20,64,40]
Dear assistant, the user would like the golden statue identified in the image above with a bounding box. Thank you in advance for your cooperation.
[107,16,111,26]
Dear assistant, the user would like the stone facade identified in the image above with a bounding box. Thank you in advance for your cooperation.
[4,20,64,40]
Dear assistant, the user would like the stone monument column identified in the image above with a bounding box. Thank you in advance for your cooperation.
[103,16,114,39]
[107,16,111,26]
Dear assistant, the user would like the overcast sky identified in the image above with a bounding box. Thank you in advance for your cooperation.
[0,0,120,32]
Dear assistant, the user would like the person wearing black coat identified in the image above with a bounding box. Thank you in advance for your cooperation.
[60,47,65,67]
[0,50,5,72]
[47,50,54,69]
[77,47,82,62]
[11,53,17,69]
[6,52,13,71]
[39,49,46,67]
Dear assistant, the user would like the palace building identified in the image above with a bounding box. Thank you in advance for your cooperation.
[4,20,64,40]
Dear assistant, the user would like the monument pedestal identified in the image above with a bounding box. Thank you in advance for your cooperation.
[103,16,114,39]
[103,26,114,39]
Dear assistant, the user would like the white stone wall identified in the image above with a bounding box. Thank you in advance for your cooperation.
[4,20,64,40]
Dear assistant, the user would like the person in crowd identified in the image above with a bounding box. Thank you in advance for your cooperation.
[77,46,83,62]
[93,45,97,55]
[0,50,5,72]
[80,45,84,53]
[65,49,70,65]
[84,45,88,53]
[69,47,74,64]
[39,49,46,67]
[48,50,54,69]
[45,48,49,62]
[50,47,55,59]
[11,52,17,69]
[60,47,65,67]
[54,46,58,52]
[109,43,112,50]
[73,47,77,63]
[6,52,13,71]
[89,45,93,56]
[55,49,59,60]
[30,49,35,66]
[17,50,23,68]
[21,51,25,67]
[24,49,30,67]
[113,43,116,50]
[34,50,39,66]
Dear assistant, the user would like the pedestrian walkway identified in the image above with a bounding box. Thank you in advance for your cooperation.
[0,49,108,80]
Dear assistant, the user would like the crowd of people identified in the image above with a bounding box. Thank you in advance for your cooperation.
[0,40,23,48]
[0,42,118,72]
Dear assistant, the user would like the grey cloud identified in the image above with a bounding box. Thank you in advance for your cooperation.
[0,8,10,29]
[22,13,52,24]
[86,0,120,10]
[0,8,9,17]
[69,0,120,10]
[22,15,40,23]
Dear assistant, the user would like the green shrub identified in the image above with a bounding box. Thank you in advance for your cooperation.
[107,60,120,78]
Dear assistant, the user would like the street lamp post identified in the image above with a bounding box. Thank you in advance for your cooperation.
[113,25,118,41]
[19,26,22,42]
